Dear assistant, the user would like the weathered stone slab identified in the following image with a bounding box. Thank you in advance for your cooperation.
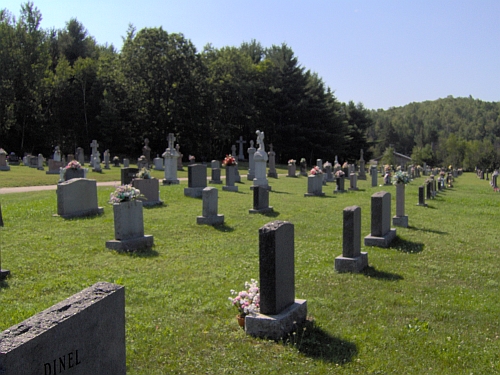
[0,282,125,375]
[56,179,103,219]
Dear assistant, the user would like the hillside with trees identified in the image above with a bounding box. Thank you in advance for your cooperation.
[368,96,500,170]
[0,3,372,165]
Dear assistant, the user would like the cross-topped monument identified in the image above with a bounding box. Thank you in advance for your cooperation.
[236,136,246,161]
[167,133,176,155]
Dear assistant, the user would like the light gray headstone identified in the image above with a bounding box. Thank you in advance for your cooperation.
[56,179,103,218]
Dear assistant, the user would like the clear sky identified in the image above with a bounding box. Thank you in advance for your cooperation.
[3,0,499,110]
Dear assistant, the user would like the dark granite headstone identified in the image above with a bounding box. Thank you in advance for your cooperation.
[335,206,368,272]
[259,221,294,315]
[249,185,273,214]
[364,191,396,248]
[121,167,139,185]
[0,282,125,375]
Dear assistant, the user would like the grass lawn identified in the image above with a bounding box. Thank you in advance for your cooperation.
[0,169,499,374]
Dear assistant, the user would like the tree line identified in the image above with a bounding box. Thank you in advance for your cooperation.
[0,3,373,165]
[368,96,500,170]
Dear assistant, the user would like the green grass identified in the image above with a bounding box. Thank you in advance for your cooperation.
[1,170,500,374]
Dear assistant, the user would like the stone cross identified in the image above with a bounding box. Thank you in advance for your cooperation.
[236,136,246,160]
[90,140,99,153]
[167,133,176,151]
[360,149,364,161]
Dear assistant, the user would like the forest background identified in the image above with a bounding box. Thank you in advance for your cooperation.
[1,3,500,169]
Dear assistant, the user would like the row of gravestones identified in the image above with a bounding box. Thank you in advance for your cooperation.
[0,167,462,373]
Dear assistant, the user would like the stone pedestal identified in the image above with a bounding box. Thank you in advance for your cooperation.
[287,164,297,177]
[304,174,325,197]
[348,173,358,191]
[371,166,378,187]
[364,191,396,248]
[416,185,428,207]
[358,159,366,180]
[222,165,238,192]
[252,149,269,189]
[197,187,224,225]
[334,177,346,193]
[162,150,180,185]
[249,186,273,214]
[184,164,207,198]
[106,200,154,251]
[132,178,163,206]
[335,206,368,272]
[56,179,104,219]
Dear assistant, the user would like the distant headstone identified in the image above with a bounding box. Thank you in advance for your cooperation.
[247,140,256,180]
[287,161,297,178]
[335,206,368,272]
[103,150,110,169]
[249,185,273,214]
[304,174,325,197]
[416,185,427,207]
[393,183,408,227]
[209,160,222,184]
[53,146,61,162]
[132,178,163,206]
[196,187,224,225]
[175,144,183,171]
[162,134,180,185]
[184,164,207,198]
[334,175,346,194]
[222,165,238,192]
[371,166,378,187]
[46,159,63,174]
[236,136,246,161]
[348,172,359,191]
[137,155,148,169]
[358,149,366,180]
[364,191,396,248]
[142,138,151,164]
[121,167,139,185]
[267,144,278,178]
[153,155,164,170]
[252,130,270,190]
[56,179,104,219]
[123,158,130,168]
[90,140,101,172]
[37,154,45,170]
[75,147,85,166]
[0,282,126,375]
[245,221,307,339]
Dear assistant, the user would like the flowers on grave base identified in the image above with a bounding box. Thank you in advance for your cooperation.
[323,161,332,169]
[392,171,411,185]
[222,154,236,166]
[136,167,151,179]
[288,159,296,166]
[109,184,143,204]
[64,160,82,170]
[309,166,323,176]
[189,155,195,162]
[229,279,260,317]
[335,170,345,178]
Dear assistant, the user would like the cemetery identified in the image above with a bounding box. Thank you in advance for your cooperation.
[1,160,499,374]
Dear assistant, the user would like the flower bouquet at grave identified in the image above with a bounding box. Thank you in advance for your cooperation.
[335,169,345,178]
[222,154,236,166]
[309,166,323,176]
[189,155,195,162]
[64,160,82,170]
[323,161,332,169]
[229,279,260,320]
[135,167,151,179]
[109,185,143,204]
[288,159,296,166]
[113,156,119,162]
[391,171,411,185]
[300,158,306,165]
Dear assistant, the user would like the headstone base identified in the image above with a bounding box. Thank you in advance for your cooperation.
[304,192,325,197]
[162,179,179,185]
[222,186,238,192]
[184,187,204,198]
[196,214,224,226]
[139,199,163,207]
[348,187,359,191]
[392,215,408,227]
[92,168,102,173]
[247,174,255,181]
[105,235,154,252]
[250,185,271,191]
[416,203,428,207]
[267,172,278,178]
[54,207,104,219]
[245,299,307,340]
[0,166,10,171]
[333,189,346,194]
[335,252,368,273]
[358,176,367,180]
[209,179,222,184]
[45,170,60,174]
[249,206,274,214]
[364,229,397,248]
[0,269,10,280]
[286,174,297,178]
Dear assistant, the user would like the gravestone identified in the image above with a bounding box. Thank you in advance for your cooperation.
[348,172,358,191]
[7,153,19,166]
[137,155,148,169]
[196,187,224,225]
[56,179,104,219]
[67,154,74,163]
[358,149,367,180]
[90,140,101,172]
[249,186,273,214]
[120,167,139,185]
[371,166,378,187]
[416,185,427,207]
[153,155,164,170]
[247,140,256,180]
[222,165,238,192]
[0,203,3,227]
[304,174,325,197]
[37,154,45,170]
[364,191,396,248]
[335,206,368,272]
[64,168,85,181]
[162,134,180,185]
[209,160,222,184]
[287,161,297,177]
[245,221,307,340]
[299,160,307,177]
[46,158,63,174]
[267,144,278,178]
[324,162,334,182]
[175,144,184,170]
[123,158,130,168]
[236,136,246,161]
[142,138,151,164]
[132,178,163,206]
[252,130,270,190]
[103,150,110,169]
[426,181,432,200]
[334,176,346,193]
[393,183,408,227]
[52,146,61,162]
[0,152,8,171]
[113,157,120,168]
[106,200,154,251]
[75,147,85,166]
[184,164,207,198]
[0,282,126,375]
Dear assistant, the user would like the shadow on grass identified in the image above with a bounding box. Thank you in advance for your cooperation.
[142,203,166,210]
[251,210,280,218]
[213,223,235,232]
[282,319,357,364]
[270,190,291,194]
[116,248,159,258]
[362,266,404,281]
[0,279,9,289]
[407,226,447,235]
[388,236,424,254]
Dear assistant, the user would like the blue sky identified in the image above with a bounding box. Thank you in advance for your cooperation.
[3,0,499,109]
